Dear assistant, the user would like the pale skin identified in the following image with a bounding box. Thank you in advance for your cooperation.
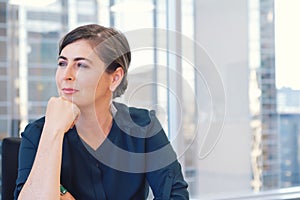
[18,39,124,200]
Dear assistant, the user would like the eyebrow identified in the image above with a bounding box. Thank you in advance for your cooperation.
[58,55,93,64]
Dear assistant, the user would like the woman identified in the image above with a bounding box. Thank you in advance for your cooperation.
[14,24,189,200]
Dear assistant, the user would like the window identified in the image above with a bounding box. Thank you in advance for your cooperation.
[1,0,300,199]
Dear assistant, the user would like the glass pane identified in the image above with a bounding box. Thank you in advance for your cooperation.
[0,66,6,76]
[1,0,300,199]
[28,105,47,118]
[28,80,57,101]
[28,31,60,40]
[28,42,58,63]
[0,26,6,36]
[0,2,6,23]
[0,41,6,61]
[28,66,56,77]
[27,11,61,22]
[0,119,8,136]
[0,105,7,114]
[0,80,6,101]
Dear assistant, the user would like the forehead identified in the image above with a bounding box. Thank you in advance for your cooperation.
[60,39,100,60]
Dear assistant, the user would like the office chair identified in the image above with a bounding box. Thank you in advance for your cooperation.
[1,137,21,200]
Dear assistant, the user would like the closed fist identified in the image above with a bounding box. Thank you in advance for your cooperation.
[45,97,80,134]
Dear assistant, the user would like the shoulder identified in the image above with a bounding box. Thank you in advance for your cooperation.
[113,102,155,127]
[113,102,164,139]
[22,117,45,134]
[21,117,45,147]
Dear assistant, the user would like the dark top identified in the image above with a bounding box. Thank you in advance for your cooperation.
[14,102,189,199]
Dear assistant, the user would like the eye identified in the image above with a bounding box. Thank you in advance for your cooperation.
[58,60,67,67]
[77,62,88,68]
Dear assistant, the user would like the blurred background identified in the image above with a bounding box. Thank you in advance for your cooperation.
[0,0,300,199]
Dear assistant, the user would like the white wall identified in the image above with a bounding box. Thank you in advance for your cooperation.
[193,0,252,198]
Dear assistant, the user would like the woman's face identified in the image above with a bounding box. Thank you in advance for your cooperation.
[56,39,112,108]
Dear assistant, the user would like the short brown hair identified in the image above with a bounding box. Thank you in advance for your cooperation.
[59,24,131,98]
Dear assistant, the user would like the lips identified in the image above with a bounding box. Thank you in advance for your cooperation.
[62,88,79,94]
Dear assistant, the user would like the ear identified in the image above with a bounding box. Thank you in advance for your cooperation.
[109,67,124,92]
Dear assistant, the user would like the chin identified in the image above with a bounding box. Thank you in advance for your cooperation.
[62,95,76,102]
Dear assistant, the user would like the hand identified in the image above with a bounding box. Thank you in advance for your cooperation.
[45,97,80,134]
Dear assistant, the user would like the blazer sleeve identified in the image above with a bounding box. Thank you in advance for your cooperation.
[145,111,189,200]
[14,119,43,200]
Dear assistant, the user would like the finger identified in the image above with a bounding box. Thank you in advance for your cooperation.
[70,115,79,129]
[72,104,80,119]
[59,96,68,102]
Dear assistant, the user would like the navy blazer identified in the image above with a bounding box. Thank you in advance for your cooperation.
[14,102,189,199]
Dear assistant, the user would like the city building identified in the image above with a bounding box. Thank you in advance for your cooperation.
[249,0,280,191]
[277,87,300,187]
[277,87,300,113]
[279,113,300,187]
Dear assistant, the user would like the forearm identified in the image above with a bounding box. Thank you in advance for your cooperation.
[18,128,64,200]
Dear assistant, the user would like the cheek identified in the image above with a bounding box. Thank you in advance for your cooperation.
[55,70,62,95]
[92,77,109,95]
[55,69,61,87]
[82,75,101,92]
[97,74,111,88]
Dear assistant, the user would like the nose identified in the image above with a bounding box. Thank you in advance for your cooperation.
[63,64,76,81]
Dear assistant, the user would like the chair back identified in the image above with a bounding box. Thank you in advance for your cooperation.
[1,137,21,200]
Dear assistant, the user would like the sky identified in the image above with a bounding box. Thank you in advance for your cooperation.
[275,0,300,90]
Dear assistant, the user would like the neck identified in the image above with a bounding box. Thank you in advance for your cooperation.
[76,100,113,137]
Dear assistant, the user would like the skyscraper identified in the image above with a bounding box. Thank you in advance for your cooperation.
[249,0,279,191]
[278,87,300,187]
